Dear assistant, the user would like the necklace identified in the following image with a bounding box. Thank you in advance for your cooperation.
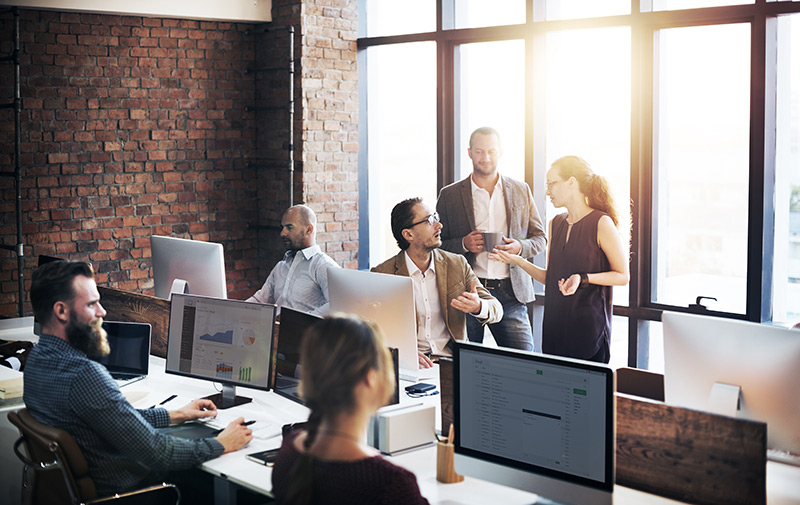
[317,429,363,444]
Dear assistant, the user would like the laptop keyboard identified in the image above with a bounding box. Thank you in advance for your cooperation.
[112,373,146,387]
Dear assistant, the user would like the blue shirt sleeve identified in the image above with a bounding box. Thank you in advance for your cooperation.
[70,361,224,471]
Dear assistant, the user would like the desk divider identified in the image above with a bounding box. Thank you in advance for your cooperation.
[97,287,171,358]
[616,393,766,505]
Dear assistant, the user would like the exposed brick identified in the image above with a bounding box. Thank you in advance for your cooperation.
[0,2,358,318]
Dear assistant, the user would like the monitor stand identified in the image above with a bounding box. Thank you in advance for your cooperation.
[169,278,188,299]
[205,384,252,409]
[707,382,741,418]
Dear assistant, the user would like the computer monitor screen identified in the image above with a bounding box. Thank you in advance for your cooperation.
[273,307,322,403]
[96,321,151,377]
[662,311,800,456]
[274,307,400,406]
[453,342,614,505]
[165,293,276,408]
[328,269,418,375]
[151,235,227,299]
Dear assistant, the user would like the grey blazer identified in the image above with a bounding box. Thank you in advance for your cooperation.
[436,174,546,304]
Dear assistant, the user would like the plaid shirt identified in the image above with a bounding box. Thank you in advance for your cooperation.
[23,334,224,496]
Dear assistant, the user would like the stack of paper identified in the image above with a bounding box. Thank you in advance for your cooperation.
[0,366,23,400]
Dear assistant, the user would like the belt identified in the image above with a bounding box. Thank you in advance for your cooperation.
[478,278,509,290]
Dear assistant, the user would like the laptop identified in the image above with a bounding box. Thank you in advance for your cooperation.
[96,321,151,387]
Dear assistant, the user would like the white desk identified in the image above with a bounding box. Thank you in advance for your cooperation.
[5,355,800,505]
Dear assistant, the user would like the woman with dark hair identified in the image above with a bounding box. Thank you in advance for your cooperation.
[271,314,429,505]
[491,156,629,363]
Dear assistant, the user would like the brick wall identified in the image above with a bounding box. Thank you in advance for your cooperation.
[0,1,360,318]
[256,0,359,271]
[296,0,359,269]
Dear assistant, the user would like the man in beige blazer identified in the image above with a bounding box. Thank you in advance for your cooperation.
[372,198,502,368]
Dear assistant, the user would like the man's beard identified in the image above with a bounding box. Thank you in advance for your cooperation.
[66,313,110,359]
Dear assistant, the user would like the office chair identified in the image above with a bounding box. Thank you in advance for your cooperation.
[8,408,180,505]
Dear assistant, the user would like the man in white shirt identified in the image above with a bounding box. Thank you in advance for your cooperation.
[247,205,339,315]
[372,198,502,368]
[437,127,546,350]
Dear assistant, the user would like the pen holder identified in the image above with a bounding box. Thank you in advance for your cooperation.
[436,441,464,484]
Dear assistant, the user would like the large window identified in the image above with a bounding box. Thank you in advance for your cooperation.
[773,13,800,325]
[364,42,437,265]
[455,40,526,182]
[652,23,751,314]
[358,1,800,369]
[363,0,435,37]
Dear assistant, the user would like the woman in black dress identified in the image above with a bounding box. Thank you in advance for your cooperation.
[490,156,629,363]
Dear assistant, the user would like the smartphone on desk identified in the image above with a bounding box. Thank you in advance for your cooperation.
[246,448,280,466]
[405,382,436,394]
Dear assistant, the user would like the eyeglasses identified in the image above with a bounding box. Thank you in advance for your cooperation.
[408,212,440,228]
[546,179,564,191]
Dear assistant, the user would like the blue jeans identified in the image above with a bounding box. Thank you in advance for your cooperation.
[467,282,534,351]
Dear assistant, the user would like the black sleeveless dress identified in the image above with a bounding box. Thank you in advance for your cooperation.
[542,210,612,362]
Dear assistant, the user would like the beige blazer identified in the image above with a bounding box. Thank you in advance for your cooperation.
[371,248,503,343]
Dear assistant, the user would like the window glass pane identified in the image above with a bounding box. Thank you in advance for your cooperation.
[364,0,435,38]
[652,24,750,313]
[773,14,800,325]
[454,0,526,29]
[609,315,630,371]
[649,0,753,10]
[644,320,664,374]
[366,43,437,266]
[544,0,629,20]
[545,27,631,307]
[455,40,525,182]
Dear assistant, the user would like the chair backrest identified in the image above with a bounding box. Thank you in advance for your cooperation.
[8,408,97,505]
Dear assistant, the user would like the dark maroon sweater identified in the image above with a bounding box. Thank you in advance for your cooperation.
[271,430,430,505]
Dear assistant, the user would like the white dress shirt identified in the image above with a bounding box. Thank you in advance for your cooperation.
[405,252,450,356]
[471,175,510,280]
[404,251,488,356]
[246,244,339,315]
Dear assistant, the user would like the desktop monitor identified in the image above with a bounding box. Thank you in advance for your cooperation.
[165,293,276,408]
[328,269,418,376]
[274,307,400,406]
[273,307,322,403]
[453,342,615,505]
[151,235,228,299]
[662,311,800,456]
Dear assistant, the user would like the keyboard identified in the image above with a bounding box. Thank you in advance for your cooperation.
[199,409,282,440]
[399,367,436,383]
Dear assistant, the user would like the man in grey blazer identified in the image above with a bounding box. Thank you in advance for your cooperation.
[436,127,546,350]
[372,198,502,368]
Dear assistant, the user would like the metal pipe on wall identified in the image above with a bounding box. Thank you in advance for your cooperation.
[252,24,295,208]
[0,7,24,317]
